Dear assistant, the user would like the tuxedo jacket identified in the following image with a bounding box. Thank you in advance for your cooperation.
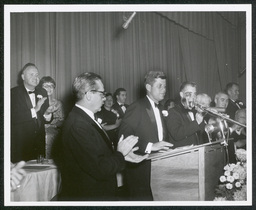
[11,85,49,162]
[226,99,246,120]
[165,102,205,148]
[58,106,125,201]
[112,103,129,119]
[118,96,168,200]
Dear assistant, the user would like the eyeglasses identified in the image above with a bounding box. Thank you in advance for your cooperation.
[86,90,106,98]
[42,84,55,89]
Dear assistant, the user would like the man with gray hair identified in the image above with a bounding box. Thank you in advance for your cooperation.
[59,72,147,201]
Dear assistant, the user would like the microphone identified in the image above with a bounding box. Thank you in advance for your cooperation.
[122,12,136,29]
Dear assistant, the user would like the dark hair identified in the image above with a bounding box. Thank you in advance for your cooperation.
[39,76,56,88]
[225,82,239,93]
[179,81,197,92]
[105,92,113,98]
[164,98,175,110]
[144,71,166,87]
[114,88,126,96]
[72,72,102,101]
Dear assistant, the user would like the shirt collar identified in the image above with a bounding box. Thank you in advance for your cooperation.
[25,87,35,93]
[146,95,158,108]
[118,101,124,106]
[75,104,95,121]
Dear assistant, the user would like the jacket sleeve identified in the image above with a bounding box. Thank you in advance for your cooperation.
[64,120,125,181]
[118,103,149,153]
[166,108,205,141]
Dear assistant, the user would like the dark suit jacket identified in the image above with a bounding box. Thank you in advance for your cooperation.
[58,106,125,201]
[165,102,205,148]
[11,85,49,162]
[112,103,129,119]
[226,99,246,120]
[118,96,168,200]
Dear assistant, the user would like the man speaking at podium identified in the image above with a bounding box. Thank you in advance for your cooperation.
[119,71,173,201]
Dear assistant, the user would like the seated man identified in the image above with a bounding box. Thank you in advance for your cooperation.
[166,81,206,147]
[228,109,246,163]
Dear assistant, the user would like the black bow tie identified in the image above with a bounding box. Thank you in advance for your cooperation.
[154,103,159,108]
[28,90,35,94]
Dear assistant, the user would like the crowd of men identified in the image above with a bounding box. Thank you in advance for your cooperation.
[10,63,246,201]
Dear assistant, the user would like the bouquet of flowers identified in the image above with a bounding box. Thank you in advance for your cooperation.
[214,149,247,201]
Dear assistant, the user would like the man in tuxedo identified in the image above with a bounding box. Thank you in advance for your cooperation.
[112,88,128,119]
[58,72,147,201]
[225,82,245,120]
[166,81,206,147]
[118,71,173,201]
[11,63,50,163]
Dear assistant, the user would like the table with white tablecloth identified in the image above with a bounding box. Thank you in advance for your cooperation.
[11,160,61,201]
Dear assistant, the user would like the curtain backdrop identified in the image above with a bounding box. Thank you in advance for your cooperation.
[10,12,246,113]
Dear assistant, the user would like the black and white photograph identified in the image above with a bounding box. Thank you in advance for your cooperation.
[3,3,253,207]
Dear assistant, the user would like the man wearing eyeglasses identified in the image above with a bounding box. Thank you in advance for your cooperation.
[165,81,206,148]
[58,72,148,201]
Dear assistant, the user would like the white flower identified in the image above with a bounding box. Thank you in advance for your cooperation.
[219,175,226,182]
[97,118,102,124]
[229,163,236,171]
[226,183,233,189]
[224,171,230,176]
[235,181,241,188]
[162,110,168,117]
[238,102,243,106]
[232,172,239,180]
[235,149,246,162]
[227,176,235,183]
[37,94,43,99]
[224,165,231,171]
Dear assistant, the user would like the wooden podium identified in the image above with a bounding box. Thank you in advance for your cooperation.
[148,141,226,201]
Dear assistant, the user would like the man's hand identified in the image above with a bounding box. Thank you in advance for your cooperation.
[151,141,173,152]
[124,147,149,163]
[195,112,204,124]
[115,118,122,127]
[11,161,26,191]
[34,97,47,112]
[117,135,138,157]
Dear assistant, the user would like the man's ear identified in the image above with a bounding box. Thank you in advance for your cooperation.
[179,91,183,98]
[145,84,151,92]
[21,74,25,81]
[215,98,217,104]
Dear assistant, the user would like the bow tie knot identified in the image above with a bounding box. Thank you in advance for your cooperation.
[154,103,159,108]
[28,90,35,94]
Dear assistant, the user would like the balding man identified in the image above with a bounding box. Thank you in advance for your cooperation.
[11,63,50,162]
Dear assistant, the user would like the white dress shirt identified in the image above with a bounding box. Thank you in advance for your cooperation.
[145,96,163,154]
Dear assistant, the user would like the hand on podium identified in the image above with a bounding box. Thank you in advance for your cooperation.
[151,141,173,152]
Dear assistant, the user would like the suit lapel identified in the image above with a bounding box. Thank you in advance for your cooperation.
[144,97,159,138]
[75,107,113,151]
[21,85,33,109]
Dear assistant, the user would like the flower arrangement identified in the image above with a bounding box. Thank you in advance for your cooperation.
[214,149,247,201]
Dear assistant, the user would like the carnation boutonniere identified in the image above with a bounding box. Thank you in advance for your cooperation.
[37,94,43,99]
[97,118,103,124]
[238,101,243,106]
[162,110,168,117]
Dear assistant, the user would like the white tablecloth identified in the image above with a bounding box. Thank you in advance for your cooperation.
[11,160,61,201]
